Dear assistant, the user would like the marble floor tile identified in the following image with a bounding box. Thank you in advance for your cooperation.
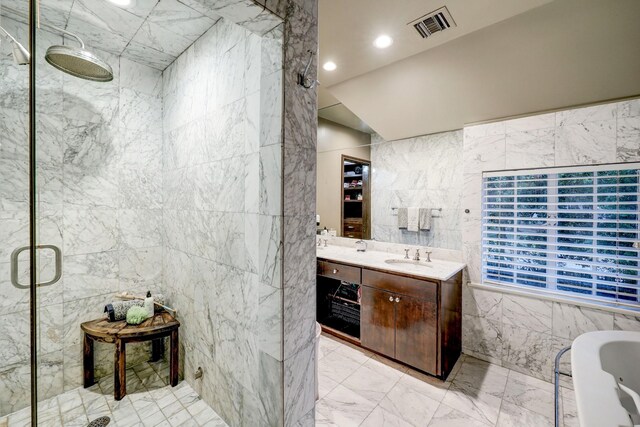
[0,361,227,427]
[360,405,414,427]
[316,384,377,427]
[496,401,553,426]
[427,403,492,426]
[317,373,339,400]
[399,367,452,402]
[317,346,369,384]
[503,370,555,419]
[318,334,340,359]
[341,357,404,404]
[451,357,509,398]
[441,384,503,425]
[378,380,441,426]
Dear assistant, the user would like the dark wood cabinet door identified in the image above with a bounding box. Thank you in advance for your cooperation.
[360,286,395,359]
[395,295,437,374]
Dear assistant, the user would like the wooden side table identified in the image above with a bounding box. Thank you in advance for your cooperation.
[81,311,180,400]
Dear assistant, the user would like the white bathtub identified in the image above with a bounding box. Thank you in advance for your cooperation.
[572,331,640,427]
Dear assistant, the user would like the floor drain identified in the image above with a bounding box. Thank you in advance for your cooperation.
[87,416,110,427]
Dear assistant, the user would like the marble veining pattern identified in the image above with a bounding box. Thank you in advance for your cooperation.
[160,10,285,426]
[0,0,310,422]
[0,360,227,427]
[316,334,578,427]
[371,130,463,250]
[461,98,640,382]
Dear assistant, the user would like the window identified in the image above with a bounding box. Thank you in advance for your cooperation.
[482,163,640,307]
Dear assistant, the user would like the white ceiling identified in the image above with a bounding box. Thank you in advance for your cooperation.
[319,103,374,134]
[320,0,640,141]
[318,0,552,94]
[0,0,221,70]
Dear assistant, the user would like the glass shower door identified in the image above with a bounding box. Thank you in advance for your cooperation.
[0,3,35,425]
[0,1,65,424]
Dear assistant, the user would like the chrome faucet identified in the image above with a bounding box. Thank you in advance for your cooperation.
[413,249,420,261]
[425,250,432,262]
[317,239,322,247]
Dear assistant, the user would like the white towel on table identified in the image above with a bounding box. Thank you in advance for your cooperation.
[419,208,432,231]
[407,207,419,232]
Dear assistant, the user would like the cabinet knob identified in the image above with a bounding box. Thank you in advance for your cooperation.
[395,297,400,303]
[332,269,338,274]
[389,296,394,302]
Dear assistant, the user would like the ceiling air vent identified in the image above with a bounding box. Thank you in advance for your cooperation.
[409,7,455,39]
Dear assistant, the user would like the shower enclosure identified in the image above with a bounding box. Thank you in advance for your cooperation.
[0,0,285,424]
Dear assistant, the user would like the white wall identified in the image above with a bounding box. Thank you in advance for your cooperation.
[461,98,640,381]
[316,118,371,233]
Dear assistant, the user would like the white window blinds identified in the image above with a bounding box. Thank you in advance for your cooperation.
[482,163,640,306]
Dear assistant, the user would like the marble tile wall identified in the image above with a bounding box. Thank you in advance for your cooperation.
[461,98,640,382]
[160,14,285,427]
[0,16,165,417]
[280,0,319,425]
[370,131,463,250]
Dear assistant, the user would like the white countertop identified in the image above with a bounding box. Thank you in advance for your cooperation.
[317,245,466,281]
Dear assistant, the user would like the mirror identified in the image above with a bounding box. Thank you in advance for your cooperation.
[316,0,640,252]
[316,106,463,250]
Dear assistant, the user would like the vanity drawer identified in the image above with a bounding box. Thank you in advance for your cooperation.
[318,260,361,284]
[362,269,437,302]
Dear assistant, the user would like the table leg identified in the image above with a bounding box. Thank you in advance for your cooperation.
[83,334,94,388]
[151,338,164,362]
[114,340,126,401]
[170,329,179,387]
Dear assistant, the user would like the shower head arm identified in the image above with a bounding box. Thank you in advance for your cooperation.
[44,24,85,49]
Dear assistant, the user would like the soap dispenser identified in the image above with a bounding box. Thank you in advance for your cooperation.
[144,291,154,318]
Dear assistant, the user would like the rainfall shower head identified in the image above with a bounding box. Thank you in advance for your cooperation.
[0,25,30,65]
[45,44,113,82]
[44,27,113,82]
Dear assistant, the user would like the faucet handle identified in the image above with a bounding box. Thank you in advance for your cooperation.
[323,239,328,248]
[425,250,432,262]
[404,249,410,259]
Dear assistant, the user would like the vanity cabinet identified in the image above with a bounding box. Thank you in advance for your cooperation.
[317,258,462,379]
[361,269,438,374]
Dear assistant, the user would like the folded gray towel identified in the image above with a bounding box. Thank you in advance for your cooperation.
[419,208,432,231]
[397,208,408,229]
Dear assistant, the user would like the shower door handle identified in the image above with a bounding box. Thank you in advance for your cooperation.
[10,244,62,289]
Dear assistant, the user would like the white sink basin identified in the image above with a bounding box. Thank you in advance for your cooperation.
[384,259,432,268]
[572,331,640,427]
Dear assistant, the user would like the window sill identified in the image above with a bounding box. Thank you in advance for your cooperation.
[470,281,640,317]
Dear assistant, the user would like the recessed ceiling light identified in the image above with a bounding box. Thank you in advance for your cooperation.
[323,61,337,71]
[373,35,393,49]
[108,0,132,7]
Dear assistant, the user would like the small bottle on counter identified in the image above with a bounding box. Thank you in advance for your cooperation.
[144,291,155,318]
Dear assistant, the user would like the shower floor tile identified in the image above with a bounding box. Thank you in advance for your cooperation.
[0,361,227,427]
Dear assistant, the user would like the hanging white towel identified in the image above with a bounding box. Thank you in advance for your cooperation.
[407,207,419,232]
[419,208,432,231]
[397,208,408,229]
